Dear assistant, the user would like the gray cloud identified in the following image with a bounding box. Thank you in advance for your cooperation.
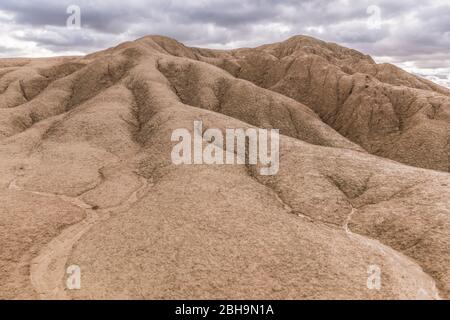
[0,0,449,86]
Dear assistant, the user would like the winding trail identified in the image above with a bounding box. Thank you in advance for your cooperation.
[344,207,442,300]
[7,175,442,300]
[246,172,443,300]
[9,175,149,300]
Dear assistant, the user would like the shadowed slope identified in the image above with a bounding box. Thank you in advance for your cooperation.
[186,35,450,172]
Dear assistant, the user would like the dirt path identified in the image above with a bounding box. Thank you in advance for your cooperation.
[9,175,149,300]
[8,175,442,300]
[344,207,442,300]
[243,175,442,300]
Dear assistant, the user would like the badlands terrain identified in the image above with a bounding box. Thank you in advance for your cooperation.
[0,35,449,299]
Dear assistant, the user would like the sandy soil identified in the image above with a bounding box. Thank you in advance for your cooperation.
[0,35,449,299]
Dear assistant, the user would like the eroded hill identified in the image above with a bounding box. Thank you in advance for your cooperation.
[0,35,449,300]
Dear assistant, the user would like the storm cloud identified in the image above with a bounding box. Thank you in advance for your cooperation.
[0,0,449,87]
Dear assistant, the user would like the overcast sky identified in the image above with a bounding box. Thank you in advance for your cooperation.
[0,0,449,87]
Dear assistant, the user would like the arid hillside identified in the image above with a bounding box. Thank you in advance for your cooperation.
[0,35,449,300]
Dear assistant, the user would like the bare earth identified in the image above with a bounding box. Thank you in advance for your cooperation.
[0,35,449,300]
